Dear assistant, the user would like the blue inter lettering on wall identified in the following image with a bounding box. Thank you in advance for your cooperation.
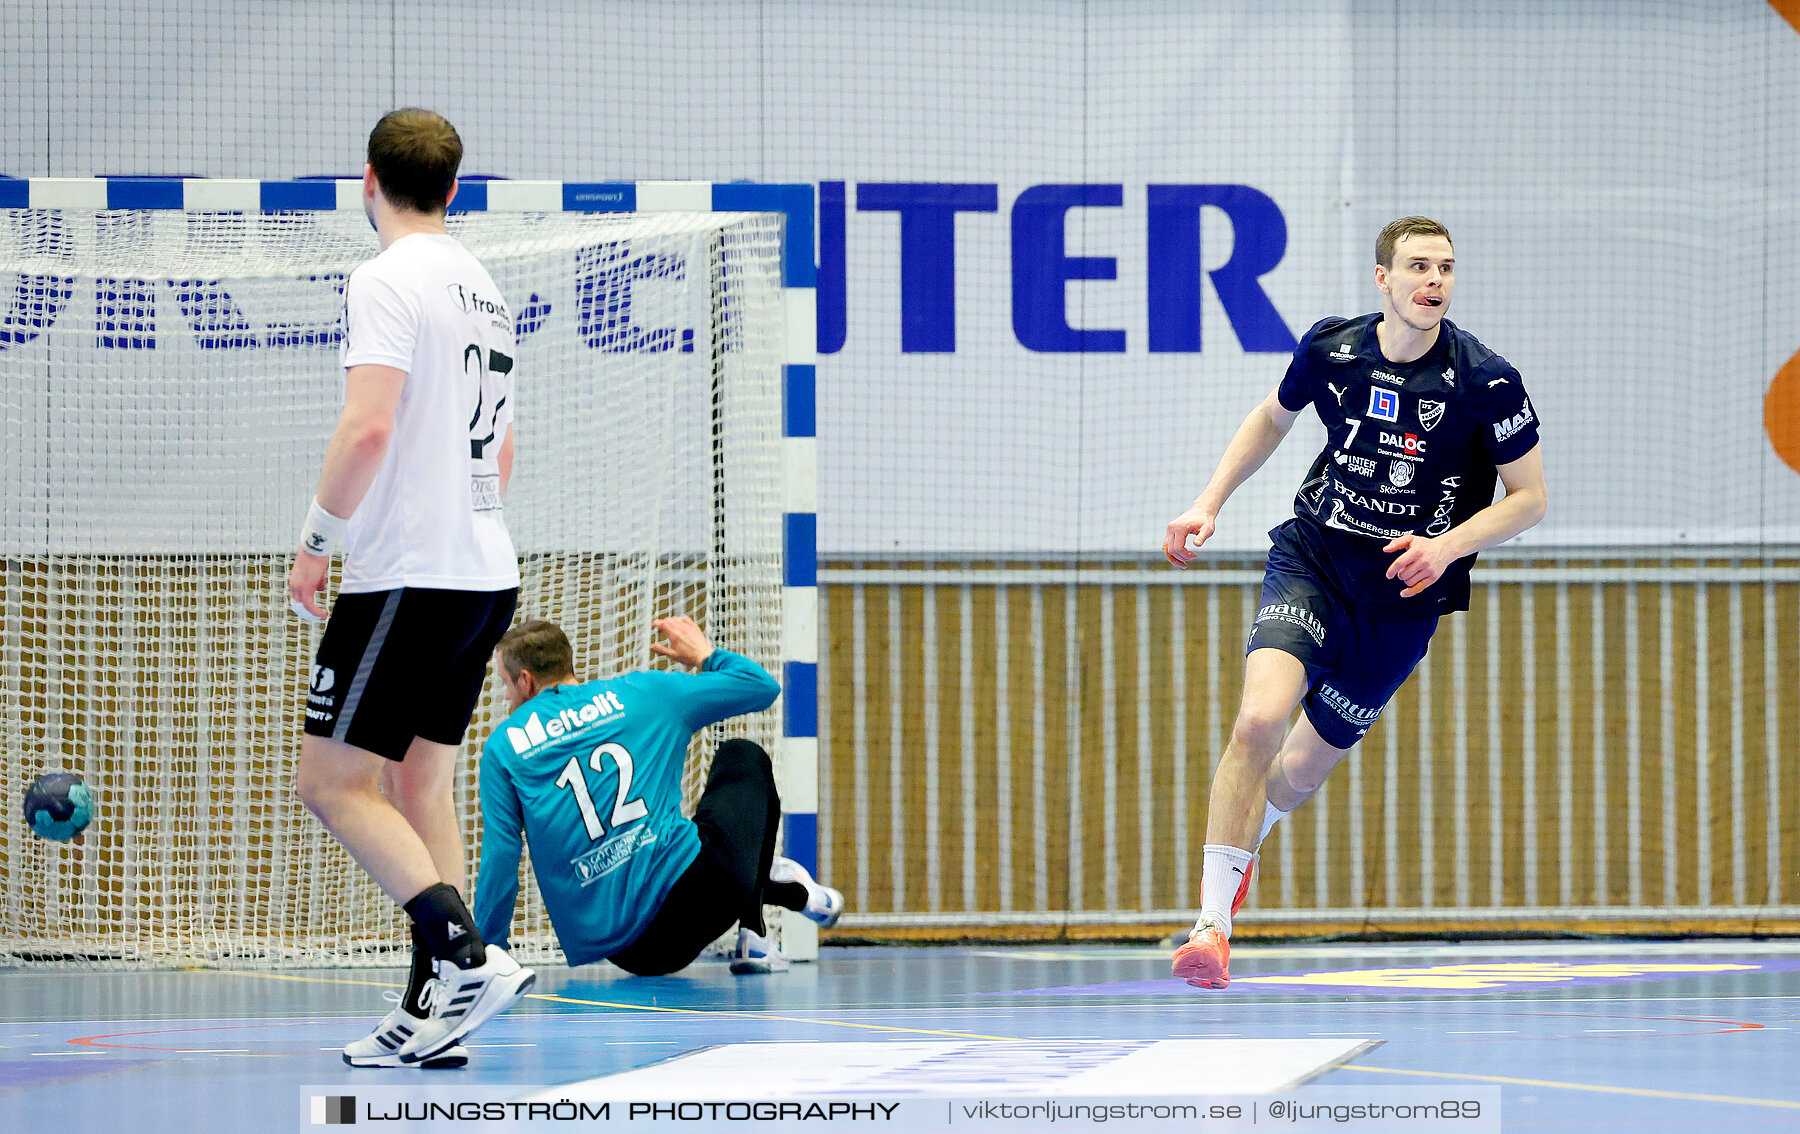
[855,183,998,353]
[1012,183,1126,353]
[0,183,1293,357]
[817,182,1294,355]
[1146,184,1295,353]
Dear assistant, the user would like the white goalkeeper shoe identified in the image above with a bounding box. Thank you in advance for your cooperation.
[770,855,845,929]
[728,927,790,974]
[342,986,469,1069]
[394,946,536,1066]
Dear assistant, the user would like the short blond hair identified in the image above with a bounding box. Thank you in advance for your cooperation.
[496,620,575,682]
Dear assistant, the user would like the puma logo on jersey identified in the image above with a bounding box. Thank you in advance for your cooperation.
[1487,377,1511,387]
[1327,382,1347,405]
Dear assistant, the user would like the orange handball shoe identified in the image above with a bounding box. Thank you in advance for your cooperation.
[1171,922,1231,989]
[1231,854,1258,917]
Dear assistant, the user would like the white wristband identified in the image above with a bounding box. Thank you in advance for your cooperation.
[299,497,348,557]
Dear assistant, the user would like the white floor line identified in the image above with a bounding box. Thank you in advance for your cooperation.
[31,1050,109,1056]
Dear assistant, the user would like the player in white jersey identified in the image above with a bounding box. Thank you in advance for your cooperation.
[287,109,534,1068]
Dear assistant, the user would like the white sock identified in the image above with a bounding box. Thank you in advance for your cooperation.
[1258,800,1289,847]
[1198,844,1256,939]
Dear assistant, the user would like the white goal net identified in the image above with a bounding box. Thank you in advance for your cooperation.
[0,206,787,966]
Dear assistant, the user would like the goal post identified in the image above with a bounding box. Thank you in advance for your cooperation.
[0,177,819,967]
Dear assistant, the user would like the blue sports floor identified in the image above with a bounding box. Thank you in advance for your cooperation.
[3,939,1798,1132]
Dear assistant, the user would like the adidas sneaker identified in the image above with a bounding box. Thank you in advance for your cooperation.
[728,927,790,974]
[769,855,844,929]
[342,987,469,1069]
[394,946,536,1065]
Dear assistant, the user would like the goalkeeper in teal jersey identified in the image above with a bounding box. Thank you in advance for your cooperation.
[471,616,843,976]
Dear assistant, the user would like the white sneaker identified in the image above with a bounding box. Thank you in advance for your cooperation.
[770,855,844,929]
[342,987,469,1069]
[728,927,790,974]
[394,946,536,1065]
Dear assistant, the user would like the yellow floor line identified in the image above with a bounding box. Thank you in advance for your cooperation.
[195,969,398,990]
[1350,1063,1800,1110]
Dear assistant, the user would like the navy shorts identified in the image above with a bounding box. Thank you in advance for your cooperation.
[1246,545,1438,751]
[303,586,518,761]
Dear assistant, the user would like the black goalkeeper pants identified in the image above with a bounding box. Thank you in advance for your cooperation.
[606,739,782,976]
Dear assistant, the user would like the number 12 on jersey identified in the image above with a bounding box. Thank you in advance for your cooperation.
[555,742,650,841]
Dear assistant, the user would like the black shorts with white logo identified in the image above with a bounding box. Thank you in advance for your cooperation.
[1246,537,1438,751]
[304,586,519,761]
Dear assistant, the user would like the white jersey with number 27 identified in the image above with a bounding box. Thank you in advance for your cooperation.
[337,232,519,594]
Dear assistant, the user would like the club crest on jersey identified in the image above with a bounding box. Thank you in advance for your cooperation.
[1368,388,1399,422]
[1417,400,1446,432]
[1388,459,1415,488]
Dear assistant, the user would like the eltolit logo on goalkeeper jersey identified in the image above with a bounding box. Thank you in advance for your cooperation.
[507,690,626,754]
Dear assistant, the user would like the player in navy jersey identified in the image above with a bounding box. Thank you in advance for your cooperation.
[470,617,844,979]
[1162,217,1547,988]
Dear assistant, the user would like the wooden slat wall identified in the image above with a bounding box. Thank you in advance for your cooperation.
[820,559,1800,929]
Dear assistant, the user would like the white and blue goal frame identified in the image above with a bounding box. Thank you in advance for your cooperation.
[5,175,821,956]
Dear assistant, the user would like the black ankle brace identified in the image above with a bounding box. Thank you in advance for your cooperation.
[403,883,486,970]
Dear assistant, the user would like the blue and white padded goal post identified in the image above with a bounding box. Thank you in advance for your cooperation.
[3,176,820,961]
